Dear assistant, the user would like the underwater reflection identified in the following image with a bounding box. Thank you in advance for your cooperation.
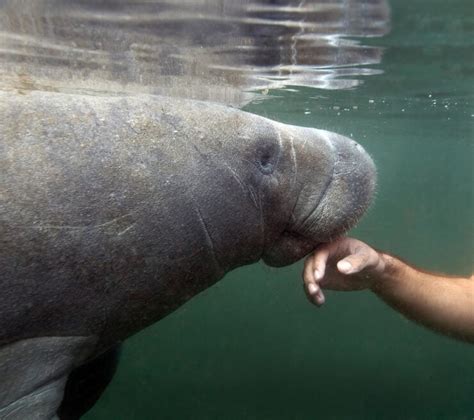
[0,0,390,106]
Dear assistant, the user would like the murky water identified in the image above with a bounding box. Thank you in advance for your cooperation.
[1,0,472,419]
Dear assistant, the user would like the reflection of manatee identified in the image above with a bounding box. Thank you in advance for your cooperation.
[0,0,390,105]
[0,91,375,418]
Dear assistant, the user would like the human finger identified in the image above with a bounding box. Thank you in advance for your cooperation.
[303,256,326,305]
[337,248,379,274]
[303,253,317,286]
[303,281,326,306]
[312,244,331,281]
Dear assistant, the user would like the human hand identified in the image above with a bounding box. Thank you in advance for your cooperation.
[303,237,386,306]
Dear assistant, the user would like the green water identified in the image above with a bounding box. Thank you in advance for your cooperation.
[86,1,473,419]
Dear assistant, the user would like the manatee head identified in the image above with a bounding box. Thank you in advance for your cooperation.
[243,125,375,269]
[196,108,376,268]
[186,102,376,269]
[260,123,376,267]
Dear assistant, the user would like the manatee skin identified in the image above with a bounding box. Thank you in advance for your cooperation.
[0,92,376,417]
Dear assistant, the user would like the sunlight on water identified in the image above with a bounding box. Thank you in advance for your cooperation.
[0,0,389,106]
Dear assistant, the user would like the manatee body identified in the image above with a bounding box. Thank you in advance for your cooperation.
[0,91,375,418]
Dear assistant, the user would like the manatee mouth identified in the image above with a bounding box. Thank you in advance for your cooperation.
[263,136,376,268]
[293,163,336,235]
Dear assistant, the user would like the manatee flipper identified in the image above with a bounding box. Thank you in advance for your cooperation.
[58,344,122,420]
[0,336,97,420]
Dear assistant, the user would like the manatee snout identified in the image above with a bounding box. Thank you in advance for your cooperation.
[301,132,377,240]
[263,126,376,267]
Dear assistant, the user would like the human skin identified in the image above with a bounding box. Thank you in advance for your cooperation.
[303,237,474,343]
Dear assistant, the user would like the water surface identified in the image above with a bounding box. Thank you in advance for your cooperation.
[0,0,389,105]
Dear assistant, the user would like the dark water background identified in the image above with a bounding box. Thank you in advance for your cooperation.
[83,0,473,419]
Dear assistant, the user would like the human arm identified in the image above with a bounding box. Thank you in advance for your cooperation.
[302,237,474,343]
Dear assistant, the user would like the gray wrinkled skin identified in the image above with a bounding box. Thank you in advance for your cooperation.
[0,91,376,418]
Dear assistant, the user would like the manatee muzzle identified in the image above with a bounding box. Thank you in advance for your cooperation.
[297,133,376,239]
[263,131,376,267]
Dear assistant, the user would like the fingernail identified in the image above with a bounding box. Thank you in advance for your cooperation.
[308,283,318,294]
[316,293,325,306]
[314,269,322,280]
[338,260,353,273]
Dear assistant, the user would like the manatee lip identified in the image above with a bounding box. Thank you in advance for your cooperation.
[295,154,337,232]
[287,137,376,245]
[282,130,338,237]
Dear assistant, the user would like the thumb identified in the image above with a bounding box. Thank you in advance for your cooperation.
[337,253,371,274]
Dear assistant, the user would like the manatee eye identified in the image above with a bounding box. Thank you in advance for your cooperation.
[259,152,273,173]
[256,139,280,175]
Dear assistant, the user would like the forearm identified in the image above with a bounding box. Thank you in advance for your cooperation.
[371,254,474,343]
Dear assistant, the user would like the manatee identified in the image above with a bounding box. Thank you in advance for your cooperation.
[0,91,376,418]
